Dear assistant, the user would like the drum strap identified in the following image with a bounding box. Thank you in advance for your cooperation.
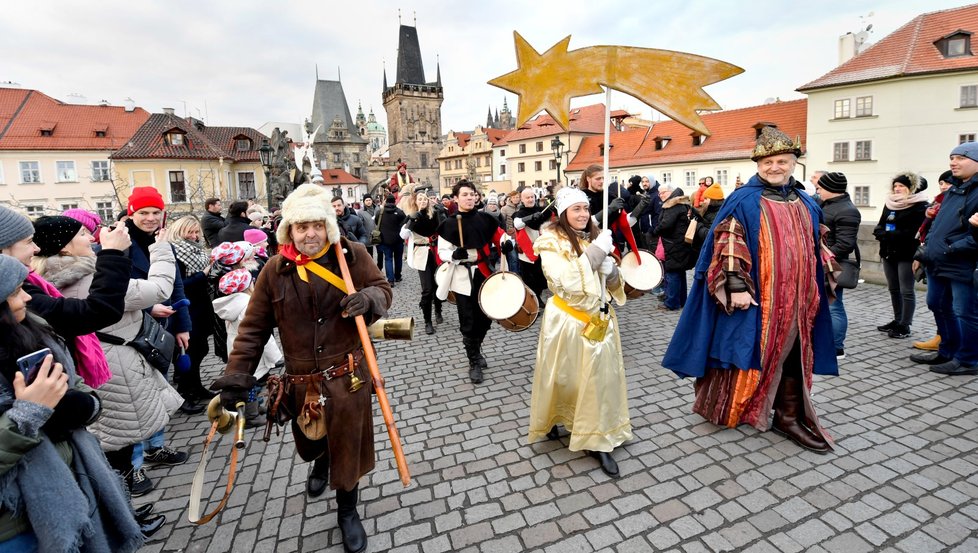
[552,296,591,325]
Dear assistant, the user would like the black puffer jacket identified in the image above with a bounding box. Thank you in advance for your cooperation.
[874,201,926,261]
[821,193,862,261]
[654,189,696,272]
[217,215,252,244]
[378,204,407,246]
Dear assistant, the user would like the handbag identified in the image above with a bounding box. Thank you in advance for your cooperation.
[683,218,698,245]
[836,247,861,289]
[370,204,384,246]
[97,312,175,372]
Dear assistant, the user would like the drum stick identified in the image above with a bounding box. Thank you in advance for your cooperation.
[456,214,464,248]
[333,242,411,486]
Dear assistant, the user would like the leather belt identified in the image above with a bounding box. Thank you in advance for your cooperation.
[286,353,358,383]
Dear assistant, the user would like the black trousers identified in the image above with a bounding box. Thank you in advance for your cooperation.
[455,269,492,345]
[519,259,547,301]
[418,252,443,322]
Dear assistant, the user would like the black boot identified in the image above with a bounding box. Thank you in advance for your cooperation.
[336,484,367,553]
[434,302,444,324]
[463,338,484,384]
[306,454,330,498]
[425,321,435,335]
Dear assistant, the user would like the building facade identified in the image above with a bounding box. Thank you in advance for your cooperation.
[565,99,808,195]
[436,126,508,194]
[311,79,369,182]
[798,4,978,219]
[0,87,149,219]
[110,110,267,213]
[382,23,443,188]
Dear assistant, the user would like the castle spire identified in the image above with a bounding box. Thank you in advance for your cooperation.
[486,106,493,128]
[382,60,388,91]
[436,54,442,86]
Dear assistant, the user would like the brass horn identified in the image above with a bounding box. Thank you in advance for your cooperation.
[367,317,415,341]
[206,396,247,448]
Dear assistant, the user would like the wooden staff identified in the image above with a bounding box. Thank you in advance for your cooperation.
[333,242,411,486]
[456,214,465,248]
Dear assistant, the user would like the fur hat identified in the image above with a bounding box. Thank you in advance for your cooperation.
[276,183,340,246]
[751,126,803,161]
[892,172,920,193]
[703,183,725,201]
[0,205,36,250]
[817,172,848,193]
[0,254,28,300]
[32,215,83,257]
[62,208,102,233]
[127,186,165,215]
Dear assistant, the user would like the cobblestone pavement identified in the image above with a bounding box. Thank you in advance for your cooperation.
[140,274,978,553]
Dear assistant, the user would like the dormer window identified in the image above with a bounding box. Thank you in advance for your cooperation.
[936,31,973,59]
[692,134,706,146]
[40,129,53,137]
[235,137,251,151]
[95,131,106,138]
[166,131,186,146]
[654,137,671,151]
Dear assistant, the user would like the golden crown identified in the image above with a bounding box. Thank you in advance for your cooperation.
[751,126,803,161]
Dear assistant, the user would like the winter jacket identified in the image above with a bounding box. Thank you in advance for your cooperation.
[820,193,861,261]
[212,292,283,380]
[654,189,696,272]
[23,249,131,339]
[693,199,724,250]
[127,237,192,335]
[48,244,183,451]
[217,215,253,243]
[922,174,978,282]
[201,211,226,247]
[874,201,927,262]
[378,204,407,246]
[337,207,369,245]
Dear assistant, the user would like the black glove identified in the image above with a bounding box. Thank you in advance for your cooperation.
[632,194,651,215]
[42,390,99,439]
[452,248,468,261]
[524,210,550,229]
[220,386,250,412]
[594,197,627,224]
[340,291,372,318]
[501,240,514,254]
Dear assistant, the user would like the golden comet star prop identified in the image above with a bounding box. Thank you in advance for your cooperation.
[488,32,744,136]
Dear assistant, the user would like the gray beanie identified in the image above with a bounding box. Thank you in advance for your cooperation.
[950,141,978,163]
[0,205,35,250]
[0,254,28,300]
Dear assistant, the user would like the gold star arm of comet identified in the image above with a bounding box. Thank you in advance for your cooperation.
[488,32,744,136]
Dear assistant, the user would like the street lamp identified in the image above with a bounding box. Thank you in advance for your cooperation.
[551,136,565,186]
[258,138,273,211]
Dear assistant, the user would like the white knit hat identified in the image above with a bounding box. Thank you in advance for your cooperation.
[276,183,341,246]
[555,187,589,216]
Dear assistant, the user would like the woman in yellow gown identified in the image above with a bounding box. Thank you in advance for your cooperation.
[527,187,631,476]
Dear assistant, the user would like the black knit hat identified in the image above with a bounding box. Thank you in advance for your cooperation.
[32,215,83,257]
[628,175,642,187]
[892,174,914,190]
[817,172,848,193]
[939,170,953,183]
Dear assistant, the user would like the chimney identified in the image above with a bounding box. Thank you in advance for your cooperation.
[162,107,175,116]
[124,97,135,112]
[838,33,858,65]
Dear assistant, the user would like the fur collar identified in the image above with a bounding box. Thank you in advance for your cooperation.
[43,255,96,290]
[662,195,691,209]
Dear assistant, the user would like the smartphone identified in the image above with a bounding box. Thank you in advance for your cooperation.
[160,210,168,230]
[16,348,52,385]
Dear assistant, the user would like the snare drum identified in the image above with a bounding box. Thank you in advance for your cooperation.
[619,249,664,299]
[478,271,539,332]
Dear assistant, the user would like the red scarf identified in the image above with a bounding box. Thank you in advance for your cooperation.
[25,271,112,388]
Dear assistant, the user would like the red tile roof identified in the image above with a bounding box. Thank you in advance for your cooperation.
[0,88,150,150]
[319,169,364,185]
[566,99,807,171]
[485,128,509,145]
[798,4,978,91]
[495,103,608,145]
[111,113,266,161]
[454,132,472,149]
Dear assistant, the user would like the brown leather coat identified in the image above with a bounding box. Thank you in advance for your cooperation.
[213,238,392,491]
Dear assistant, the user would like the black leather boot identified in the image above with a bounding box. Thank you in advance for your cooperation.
[463,338,484,384]
[421,300,434,334]
[772,377,831,454]
[306,454,330,498]
[336,484,367,553]
[434,302,444,324]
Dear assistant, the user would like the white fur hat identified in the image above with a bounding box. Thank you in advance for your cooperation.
[555,186,589,216]
[276,183,341,246]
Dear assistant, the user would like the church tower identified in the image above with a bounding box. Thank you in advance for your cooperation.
[382,23,443,187]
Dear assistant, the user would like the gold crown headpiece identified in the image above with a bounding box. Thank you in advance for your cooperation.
[751,126,803,162]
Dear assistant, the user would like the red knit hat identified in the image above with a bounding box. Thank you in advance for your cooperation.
[127,186,165,215]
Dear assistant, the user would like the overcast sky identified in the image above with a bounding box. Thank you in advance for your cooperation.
[2,0,968,135]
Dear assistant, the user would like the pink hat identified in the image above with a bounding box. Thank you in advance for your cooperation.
[62,208,102,233]
[210,241,254,267]
[218,268,253,295]
[243,228,267,245]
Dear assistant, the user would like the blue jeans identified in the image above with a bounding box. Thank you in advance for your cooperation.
[505,248,520,275]
[377,242,403,283]
[131,429,166,470]
[663,271,687,310]
[926,271,978,366]
[829,287,848,350]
